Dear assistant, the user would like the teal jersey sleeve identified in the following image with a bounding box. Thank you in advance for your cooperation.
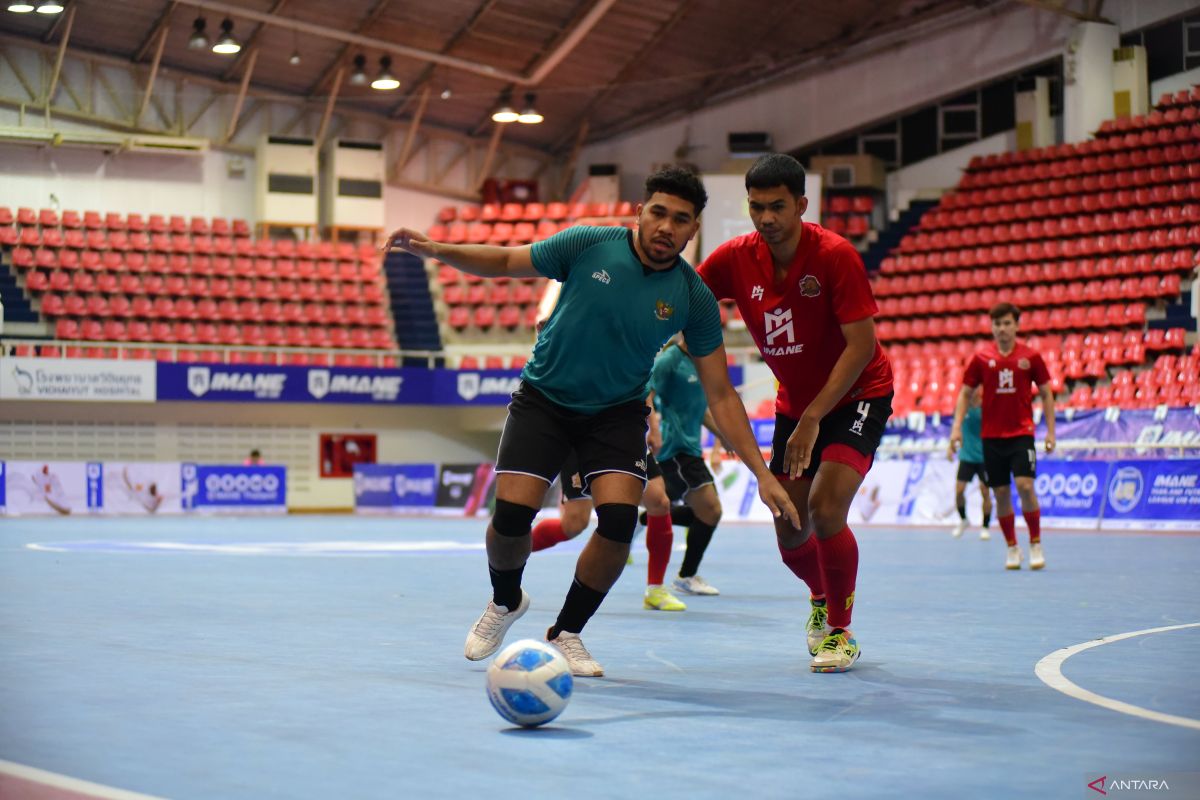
[679,267,724,358]
[529,226,628,281]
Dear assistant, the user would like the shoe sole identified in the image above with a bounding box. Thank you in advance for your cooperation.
[1006,564,1021,570]
[1030,562,1045,570]
[644,601,686,611]
[673,587,719,596]
[811,651,861,673]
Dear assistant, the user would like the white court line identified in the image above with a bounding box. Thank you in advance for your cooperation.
[1034,622,1200,731]
[0,759,165,800]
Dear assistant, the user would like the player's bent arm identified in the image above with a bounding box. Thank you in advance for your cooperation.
[702,409,733,452]
[949,385,972,450]
[799,316,877,422]
[693,345,771,479]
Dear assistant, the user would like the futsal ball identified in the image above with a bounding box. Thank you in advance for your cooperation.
[486,639,573,727]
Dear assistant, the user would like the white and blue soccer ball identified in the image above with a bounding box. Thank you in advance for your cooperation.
[486,639,573,727]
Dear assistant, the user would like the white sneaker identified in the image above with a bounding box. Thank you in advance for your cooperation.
[1029,542,1045,570]
[673,574,720,596]
[810,630,861,673]
[979,528,991,541]
[464,590,530,661]
[1005,545,1022,570]
[951,518,967,538]
[547,631,604,677]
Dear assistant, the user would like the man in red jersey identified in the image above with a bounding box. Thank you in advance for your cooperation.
[698,154,894,673]
[950,302,1056,571]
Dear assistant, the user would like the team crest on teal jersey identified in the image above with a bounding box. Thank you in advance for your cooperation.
[655,299,675,321]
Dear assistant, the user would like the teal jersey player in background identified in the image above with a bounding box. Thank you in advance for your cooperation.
[647,336,734,596]
[948,388,992,540]
[386,166,799,678]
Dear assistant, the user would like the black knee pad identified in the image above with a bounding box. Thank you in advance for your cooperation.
[595,503,639,544]
[491,499,539,538]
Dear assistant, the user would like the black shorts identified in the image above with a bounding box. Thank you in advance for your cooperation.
[769,394,893,479]
[497,381,650,498]
[982,435,1036,488]
[659,453,715,501]
[558,451,659,501]
[956,461,986,484]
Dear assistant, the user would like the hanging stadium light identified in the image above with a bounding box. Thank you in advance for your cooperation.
[211,18,241,55]
[187,17,209,50]
[35,0,65,12]
[349,54,369,86]
[7,2,37,12]
[491,91,518,124]
[517,92,543,124]
[371,56,400,91]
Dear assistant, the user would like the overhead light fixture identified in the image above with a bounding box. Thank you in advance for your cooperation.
[349,54,368,86]
[491,91,518,124]
[371,56,399,91]
[439,87,452,100]
[7,2,36,12]
[35,0,64,12]
[211,18,241,55]
[517,92,543,124]
[288,29,301,65]
[187,17,209,50]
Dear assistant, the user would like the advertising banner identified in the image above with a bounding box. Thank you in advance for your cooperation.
[436,463,484,509]
[0,357,156,402]
[3,461,101,515]
[157,363,418,404]
[102,462,184,515]
[353,463,438,512]
[181,463,287,512]
[1031,461,1110,528]
[1101,459,1200,530]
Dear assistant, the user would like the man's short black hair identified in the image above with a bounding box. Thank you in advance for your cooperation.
[989,302,1020,322]
[644,166,707,216]
[250,449,262,458]
[745,153,806,197]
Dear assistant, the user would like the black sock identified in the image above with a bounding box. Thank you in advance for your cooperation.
[678,520,717,578]
[489,564,525,610]
[670,506,696,528]
[548,577,608,637]
[956,500,967,520]
[982,510,991,528]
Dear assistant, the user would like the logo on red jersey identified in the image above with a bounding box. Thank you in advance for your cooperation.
[654,299,675,321]
[798,275,821,297]
[997,368,1016,394]
[751,285,764,301]
[762,307,805,356]
[1018,358,1030,370]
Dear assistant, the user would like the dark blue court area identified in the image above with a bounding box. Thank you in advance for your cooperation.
[1,516,1197,799]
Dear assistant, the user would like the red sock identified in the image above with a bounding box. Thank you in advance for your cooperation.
[1023,509,1041,544]
[530,518,568,552]
[998,514,1017,547]
[778,536,825,599]
[815,527,858,630]
[645,513,673,586]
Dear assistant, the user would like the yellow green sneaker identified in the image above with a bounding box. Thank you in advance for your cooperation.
[643,585,687,611]
[806,597,831,656]
[811,629,860,673]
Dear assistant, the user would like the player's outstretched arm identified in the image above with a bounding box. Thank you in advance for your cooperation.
[693,345,800,527]
[1039,384,1056,453]
[384,227,540,279]
[949,385,972,453]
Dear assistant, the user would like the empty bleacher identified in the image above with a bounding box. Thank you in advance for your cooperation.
[873,87,1200,415]
[0,207,396,365]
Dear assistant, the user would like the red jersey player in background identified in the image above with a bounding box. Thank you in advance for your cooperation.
[950,302,1056,571]
[698,154,894,673]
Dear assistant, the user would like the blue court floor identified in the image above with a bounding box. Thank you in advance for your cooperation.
[1,515,1197,800]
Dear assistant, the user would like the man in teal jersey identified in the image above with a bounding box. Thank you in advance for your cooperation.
[648,335,731,599]
[948,386,992,540]
[386,167,798,677]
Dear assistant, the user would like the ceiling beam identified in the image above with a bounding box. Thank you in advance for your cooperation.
[136,25,170,124]
[524,0,619,86]
[549,0,694,153]
[224,47,258,142]
[44,5,76,111]
[1013,0,1111,23]
[221,0,291,82]
[134,1,179,62]
[174,0,528,84]
[391,85,430,181]
[306,0,393,100]
[316,65,345,149]
[385,0,499,120]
